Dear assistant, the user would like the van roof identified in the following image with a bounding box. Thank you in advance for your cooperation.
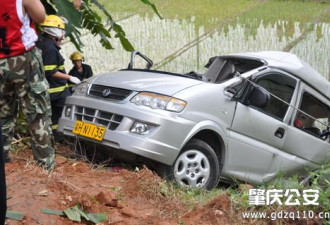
[231,51,330,100]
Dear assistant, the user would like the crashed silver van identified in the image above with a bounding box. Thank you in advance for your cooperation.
[58,51,330,189]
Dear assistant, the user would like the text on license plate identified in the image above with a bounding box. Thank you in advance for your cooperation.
[72,121,106,141]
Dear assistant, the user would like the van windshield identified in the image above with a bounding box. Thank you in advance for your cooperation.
[202,56,265,83]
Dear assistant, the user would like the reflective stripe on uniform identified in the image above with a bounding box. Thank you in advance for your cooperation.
[44,65,57,71]
[52,124,58,130]
[44,65,65,71]
[48,83,69,93]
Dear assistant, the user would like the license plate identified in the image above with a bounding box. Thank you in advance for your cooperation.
[72,121,106,141]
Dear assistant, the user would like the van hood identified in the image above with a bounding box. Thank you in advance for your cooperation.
[91,70,203,96]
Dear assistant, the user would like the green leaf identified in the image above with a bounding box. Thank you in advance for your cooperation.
[41,208,65,216]
[88,0,134,51]
[63,208,81,222]
[6,211,24,221]
[52,0,81,27]
[80,1,115,50]
[67,31,84,52]
[71,205,90,221]
[100,37,114,50]
[116,33,134,52]
[40,0,146,51]
[52,0,82,34]
[89,0,114,22]
[140,0,163,19]
[87,212,107,224]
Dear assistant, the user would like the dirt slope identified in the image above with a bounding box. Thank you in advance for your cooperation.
[5,146,240,225]
[5,146,323,225]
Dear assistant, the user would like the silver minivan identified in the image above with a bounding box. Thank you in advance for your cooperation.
[58,51,330,189]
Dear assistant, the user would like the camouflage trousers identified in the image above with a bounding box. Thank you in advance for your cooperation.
[0,48,55,170]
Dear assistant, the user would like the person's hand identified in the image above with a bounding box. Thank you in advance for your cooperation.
[69,76,81,84]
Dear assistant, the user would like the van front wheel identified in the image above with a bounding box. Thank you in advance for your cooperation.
[169,139,220,190]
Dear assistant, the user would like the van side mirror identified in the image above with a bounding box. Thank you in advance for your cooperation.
[244,86,270,108]
[320,130,330,140]
[225,79,246,99]
[224,87,236,98]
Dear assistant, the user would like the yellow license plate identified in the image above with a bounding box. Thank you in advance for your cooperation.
[72,121,106,141]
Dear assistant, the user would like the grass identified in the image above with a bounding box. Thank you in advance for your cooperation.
[101,0,262,28]
[99,0,329,51]
[309,164,330,212]
[101,0,329,24]
[229,164,330,223]
[238,0,329,24]
[237,0,330,39]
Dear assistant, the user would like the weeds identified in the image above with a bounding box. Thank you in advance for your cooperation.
[309,164,330,212]
[229,163,330,224]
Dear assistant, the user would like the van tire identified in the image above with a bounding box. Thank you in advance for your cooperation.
[161,139,220,190]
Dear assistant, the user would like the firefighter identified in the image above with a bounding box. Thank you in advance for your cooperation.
[37,15,81,142]
[68,51,93,92]
[69,51,93,82]
[0,0,55,170]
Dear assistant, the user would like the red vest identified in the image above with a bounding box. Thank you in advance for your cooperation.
[0,0,37,58]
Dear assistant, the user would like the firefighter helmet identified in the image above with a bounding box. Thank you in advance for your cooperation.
[70,52,84,61]
[41,15,67,38]
[40,15,66,29]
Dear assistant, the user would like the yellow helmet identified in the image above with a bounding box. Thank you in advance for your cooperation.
[40,15,65,29]
[70,52,84,61]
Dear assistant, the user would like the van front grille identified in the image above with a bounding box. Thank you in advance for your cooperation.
[88,84,132,101]
[75,106,123,130]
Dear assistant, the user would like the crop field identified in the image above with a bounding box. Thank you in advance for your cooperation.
[62,0,330,79]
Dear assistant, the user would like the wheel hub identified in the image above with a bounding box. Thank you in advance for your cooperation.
[174,150,210,188]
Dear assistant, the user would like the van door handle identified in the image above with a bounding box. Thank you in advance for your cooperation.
[274,128,285,138]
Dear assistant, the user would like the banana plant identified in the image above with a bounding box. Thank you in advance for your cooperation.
[40,0,162,52]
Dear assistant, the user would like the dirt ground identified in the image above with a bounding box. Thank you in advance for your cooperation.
[4,144,324,225]
[5,144,239,225]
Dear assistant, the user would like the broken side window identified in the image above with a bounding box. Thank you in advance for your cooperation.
[294,92,330,140]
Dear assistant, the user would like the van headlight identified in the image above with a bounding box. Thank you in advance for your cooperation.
[131,92,186,112]
[73,82,89,96]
